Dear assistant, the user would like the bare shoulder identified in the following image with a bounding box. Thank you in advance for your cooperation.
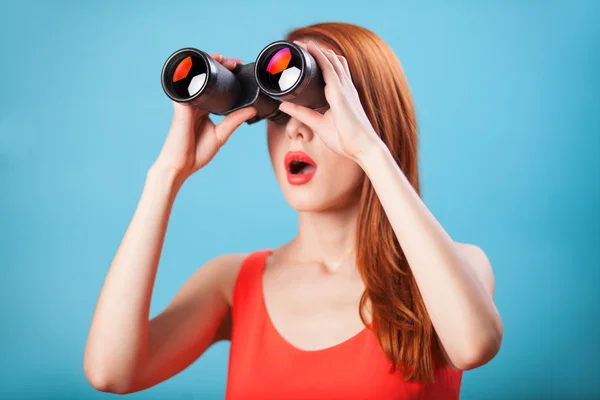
[207,252,250,306]
[455,242,495,298]
[165,252,249,312]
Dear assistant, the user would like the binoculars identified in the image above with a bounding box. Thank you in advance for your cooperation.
[161,40,328,125]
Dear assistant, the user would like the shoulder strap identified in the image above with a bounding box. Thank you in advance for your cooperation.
[231,249,270,322]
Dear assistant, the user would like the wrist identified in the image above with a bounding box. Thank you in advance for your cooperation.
[354,134,388,170]
[146,164,185,194]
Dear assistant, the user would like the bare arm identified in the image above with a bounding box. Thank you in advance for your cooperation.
[357,142,503,371]
[267,40,502,371]
[83,51,256,393]
[84,166,180,392]
[83,166,245,393]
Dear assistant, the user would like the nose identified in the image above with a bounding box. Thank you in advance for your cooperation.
[285,117,313,142]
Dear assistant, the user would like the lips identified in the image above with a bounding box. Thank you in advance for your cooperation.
[284,151,317,185]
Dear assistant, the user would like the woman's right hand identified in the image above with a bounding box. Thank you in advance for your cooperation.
[152,53,257,184]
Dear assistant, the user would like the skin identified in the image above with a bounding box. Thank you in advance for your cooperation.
[83,39,503,395]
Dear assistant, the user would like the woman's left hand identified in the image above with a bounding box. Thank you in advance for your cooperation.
[278,40,382,163]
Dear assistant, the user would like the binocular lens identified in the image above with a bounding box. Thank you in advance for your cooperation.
[161,40,326,123]
[257,45,303,93]
[164,52,209,99]
[255,41,327,110]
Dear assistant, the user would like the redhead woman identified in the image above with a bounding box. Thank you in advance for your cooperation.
[84,22,503,399]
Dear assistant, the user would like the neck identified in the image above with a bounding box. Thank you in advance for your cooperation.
[292,200,360,273]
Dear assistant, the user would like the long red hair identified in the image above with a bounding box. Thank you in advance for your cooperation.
[285,22,446,383]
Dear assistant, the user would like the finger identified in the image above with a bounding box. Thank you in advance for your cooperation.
[173,101,208,125]
[209,53,242,64]
[337,55,352,81]
[208,53,238,69]
[306,41,341,86]
[223,57,241,69]
[294,41,350,81]
[293,40,308,50]
[323,48,345,80]
[214,107,257,147]
[172,100,192,116]
[279,102,322,131]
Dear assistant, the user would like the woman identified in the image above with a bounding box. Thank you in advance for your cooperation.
[84,22,503,399]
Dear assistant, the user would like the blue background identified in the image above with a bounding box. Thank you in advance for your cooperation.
[1,1,598,399]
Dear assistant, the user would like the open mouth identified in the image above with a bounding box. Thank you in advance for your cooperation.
[287,160,316,175]
[284,151,317,175]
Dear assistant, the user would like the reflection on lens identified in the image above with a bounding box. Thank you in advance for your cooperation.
[258,45,303,93]
[277,66,300,91]
[186,73,206,96]
[169,53,208,98]
[173,56,193,82]
[266,48,291,74]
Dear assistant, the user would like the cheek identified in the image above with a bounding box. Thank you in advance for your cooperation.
[344,162,365,190]
[323,156,365,192]
[267,128,284,170]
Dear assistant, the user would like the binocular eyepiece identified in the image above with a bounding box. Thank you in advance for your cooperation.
[161,40,327,125]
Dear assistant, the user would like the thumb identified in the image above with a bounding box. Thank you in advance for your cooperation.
[171,102,204,134]
[172,101,194,118]
[214,107,257,147]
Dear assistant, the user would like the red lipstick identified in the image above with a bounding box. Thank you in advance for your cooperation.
[284,151,317,185]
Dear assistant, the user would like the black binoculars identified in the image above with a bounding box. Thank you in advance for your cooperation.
[160,40,328,125]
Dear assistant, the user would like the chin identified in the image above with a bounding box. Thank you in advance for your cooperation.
[274,167,364,212]
[281,184,361,213]
[281,185,330,212]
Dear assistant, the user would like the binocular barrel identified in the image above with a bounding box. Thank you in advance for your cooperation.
[161,40,327,124]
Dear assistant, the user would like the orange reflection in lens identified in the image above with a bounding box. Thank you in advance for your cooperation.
[173,56,192,82]
[266,48,291,75]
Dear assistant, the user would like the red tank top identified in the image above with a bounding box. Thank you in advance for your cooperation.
[225,250,462,400]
